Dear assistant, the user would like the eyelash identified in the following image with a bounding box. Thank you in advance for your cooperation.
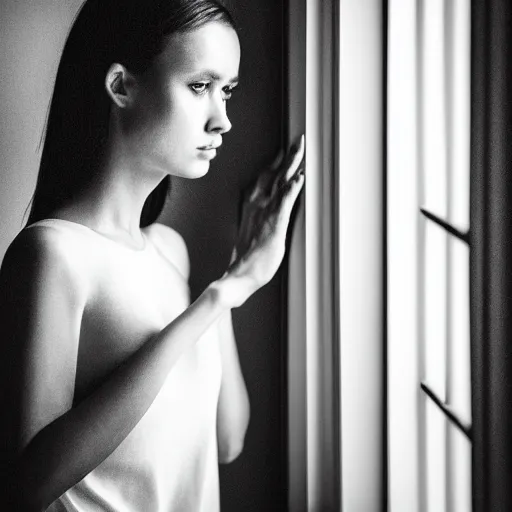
[189,82,238,101]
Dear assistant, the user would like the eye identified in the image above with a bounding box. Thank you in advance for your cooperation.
[190,82,210,95]
[222,84,239,101]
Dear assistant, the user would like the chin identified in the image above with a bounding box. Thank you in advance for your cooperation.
[177,160,210,179]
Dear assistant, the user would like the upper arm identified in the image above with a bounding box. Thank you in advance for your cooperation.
[0,227,86,462]
[146,223,190,281]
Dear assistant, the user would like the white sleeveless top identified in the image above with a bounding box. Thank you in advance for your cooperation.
[48,338,222,512]
[28,219,223,512]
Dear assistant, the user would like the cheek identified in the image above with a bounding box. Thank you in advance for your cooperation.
[155,89,202,141]
[126,83,206,170]
[166,89,202,130]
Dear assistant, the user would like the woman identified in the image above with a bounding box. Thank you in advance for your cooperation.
[0,0,304,510]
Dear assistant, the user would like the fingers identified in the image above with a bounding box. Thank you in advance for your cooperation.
[270,148,285,171]
[249,148,286,202]
[249,136,305,206]
[249,147,286,203]
[229,247,238,265]
[233,167,304,271]
[284,135,305,181]
[270,135,305,197]
[276,171,305,233]
[249,172,273,203]
[239,136,305,250]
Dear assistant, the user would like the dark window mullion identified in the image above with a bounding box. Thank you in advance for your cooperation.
[420,207,470,244]
[420,381,472,441]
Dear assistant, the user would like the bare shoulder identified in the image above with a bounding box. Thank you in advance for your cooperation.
[1,224,90,302]
[144,222,190,280]
[0,225,90,454]
[4,224,77,274]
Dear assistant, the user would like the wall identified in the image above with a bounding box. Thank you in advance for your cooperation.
[0,0,84,259]
[0,1,287,510]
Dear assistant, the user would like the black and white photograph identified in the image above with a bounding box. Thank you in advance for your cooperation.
[0,0,509,511]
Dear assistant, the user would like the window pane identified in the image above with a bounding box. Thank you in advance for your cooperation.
[424,220,447,400]
[448,237,471,425]
[447,0,470,230]
[387,2,423,510]
[425,396,447,512]
[448,422,472,512]
[422,0,447,217]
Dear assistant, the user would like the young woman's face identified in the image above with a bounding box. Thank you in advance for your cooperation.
[127,21,240,179]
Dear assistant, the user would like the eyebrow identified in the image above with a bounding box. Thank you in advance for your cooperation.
[192,70,239,84]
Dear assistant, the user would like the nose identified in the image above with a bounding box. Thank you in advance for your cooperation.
[206,94,232,135]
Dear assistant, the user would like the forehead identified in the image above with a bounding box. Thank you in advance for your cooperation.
[153,21,240,80]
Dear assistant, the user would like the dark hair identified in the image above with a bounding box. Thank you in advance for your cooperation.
[27,0,235,227]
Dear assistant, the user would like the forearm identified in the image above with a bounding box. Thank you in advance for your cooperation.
[216,310,250,464]
[11,282,230,511]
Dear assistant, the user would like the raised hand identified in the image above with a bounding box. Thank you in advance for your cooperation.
[221,135,305,307]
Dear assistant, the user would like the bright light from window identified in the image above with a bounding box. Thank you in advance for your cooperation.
[424,221,448,400]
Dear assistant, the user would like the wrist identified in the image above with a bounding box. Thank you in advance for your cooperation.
[208,273,257,310]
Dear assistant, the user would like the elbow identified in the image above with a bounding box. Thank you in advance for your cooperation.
[218,439,244,464]
[217,400,250,464]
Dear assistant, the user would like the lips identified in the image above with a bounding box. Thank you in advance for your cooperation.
[196,146,218,161]
[197,142,221,150]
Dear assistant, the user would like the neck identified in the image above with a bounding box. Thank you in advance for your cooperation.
[53,142,167,241]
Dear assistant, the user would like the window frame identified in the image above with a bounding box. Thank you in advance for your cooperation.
[470,0,512,510]
[285,1,385,510]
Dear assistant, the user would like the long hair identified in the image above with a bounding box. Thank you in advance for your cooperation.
[27,0,235,228]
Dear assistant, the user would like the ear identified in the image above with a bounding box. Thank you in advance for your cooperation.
[105,63,137,108]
